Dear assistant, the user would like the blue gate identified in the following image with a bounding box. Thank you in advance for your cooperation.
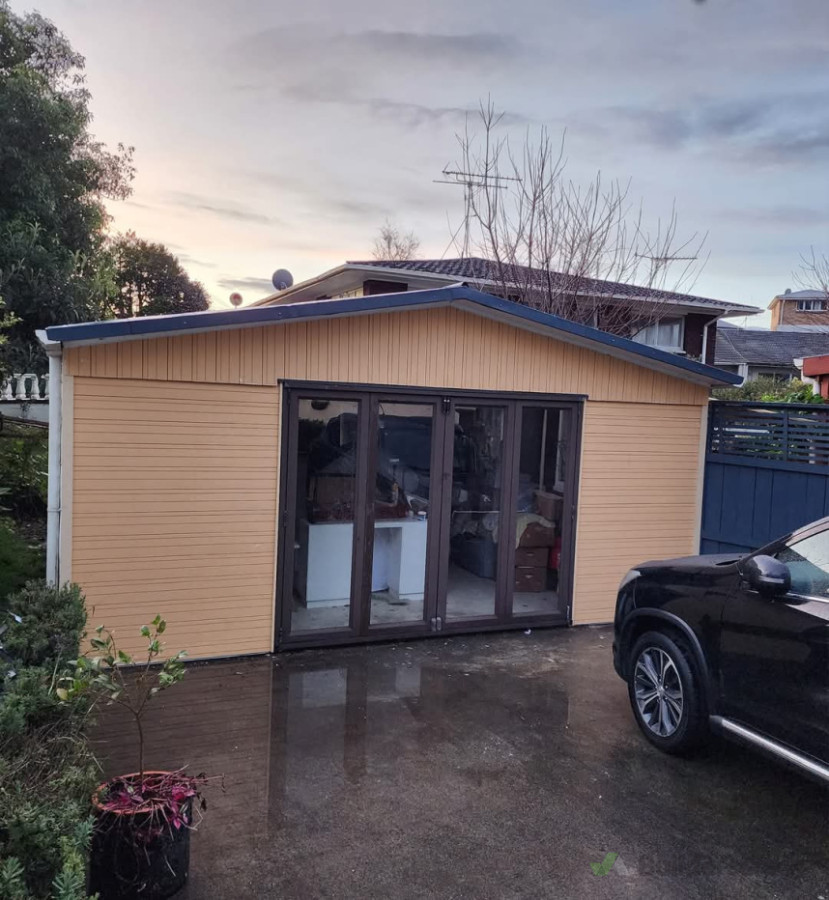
[701,401,829,554]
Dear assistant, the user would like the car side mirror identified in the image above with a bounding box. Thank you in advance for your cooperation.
[742,554,791,598]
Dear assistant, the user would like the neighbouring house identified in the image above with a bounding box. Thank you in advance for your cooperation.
[253,258,759,364]
[715,324,829,383]
[39,285,739,659]
[797,354,829,399]
[769,288,829,332]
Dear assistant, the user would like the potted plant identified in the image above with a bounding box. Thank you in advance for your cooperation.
[58,616,206,900]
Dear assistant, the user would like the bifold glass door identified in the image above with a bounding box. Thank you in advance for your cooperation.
[280,391,443,641]
[442,403,507,623]
[278,388,579,646]
[367,398,440,631]
[284,395,364,637]
[510,405,574,620]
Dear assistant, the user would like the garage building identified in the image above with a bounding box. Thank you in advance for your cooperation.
[40,286,739,658]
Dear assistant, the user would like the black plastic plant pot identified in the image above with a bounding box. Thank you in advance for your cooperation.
[89,772,192,900]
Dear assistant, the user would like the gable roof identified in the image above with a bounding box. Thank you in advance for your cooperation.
[715,325,829,367]
[45,285,740,386]
[255,257,759,317]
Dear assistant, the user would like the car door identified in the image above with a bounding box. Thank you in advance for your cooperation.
[718,525,829,764]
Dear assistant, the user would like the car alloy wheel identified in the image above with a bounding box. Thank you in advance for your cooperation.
[633,646,684,737]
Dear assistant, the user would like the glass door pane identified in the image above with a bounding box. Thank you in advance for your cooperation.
[369,401,434,628]
[512,407,570,618]
[289,397,360,634]
[445,405,506,621]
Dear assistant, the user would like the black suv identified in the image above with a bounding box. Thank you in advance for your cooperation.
[613,516,829,783]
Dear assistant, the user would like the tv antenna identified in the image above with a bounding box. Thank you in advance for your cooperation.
[634,253,699,262]
[434,166,520,258]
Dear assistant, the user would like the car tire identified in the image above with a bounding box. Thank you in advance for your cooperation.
[627,630,708,755]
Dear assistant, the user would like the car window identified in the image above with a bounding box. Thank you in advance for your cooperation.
[776,530,829,598]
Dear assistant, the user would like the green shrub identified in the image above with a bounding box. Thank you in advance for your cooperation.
[0,582,97,900]
[713,377,824,404]
[0,521,43,604]
[0,726,96,899]
[0,667,70,739]
[1,583,85,669]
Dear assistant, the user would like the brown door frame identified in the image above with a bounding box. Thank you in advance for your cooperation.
[359,391,447,640]
[506,400,583,626]
[276,387,372,645]
[276,381,584,650]
[435,397,519,631]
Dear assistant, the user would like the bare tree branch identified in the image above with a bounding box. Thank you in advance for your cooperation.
[796,247,829,299]
[452,100,708,338]
[373,220,421,261]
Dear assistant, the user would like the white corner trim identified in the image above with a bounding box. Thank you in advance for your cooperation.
[693,400,709,553]
[36,331,63,585]
[59,374,74,584]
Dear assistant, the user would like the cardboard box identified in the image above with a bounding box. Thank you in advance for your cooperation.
[534,490,563,522]
[517,520,556,548]
[515,547,548,567]
[514,566,546,592]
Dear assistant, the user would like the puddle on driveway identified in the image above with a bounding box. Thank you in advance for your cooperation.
[93,627,829,899]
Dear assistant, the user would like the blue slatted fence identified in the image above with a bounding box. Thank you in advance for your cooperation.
[701,401,829,554]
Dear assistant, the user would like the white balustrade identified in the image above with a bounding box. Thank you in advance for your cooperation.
[0,373,48,403]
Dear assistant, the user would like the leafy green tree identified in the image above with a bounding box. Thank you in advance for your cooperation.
[0,1,133,371]
[0,296,16,382]
[110,232,209,317]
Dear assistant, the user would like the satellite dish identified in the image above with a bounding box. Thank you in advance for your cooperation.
[229,292,243,308]
[272,268,294,291]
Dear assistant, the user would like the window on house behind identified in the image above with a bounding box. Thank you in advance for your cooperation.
[796,298,827,312]
[632,318,683,352]
[755,371,792,383]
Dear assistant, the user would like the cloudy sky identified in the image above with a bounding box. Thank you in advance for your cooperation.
[22,0,829,320]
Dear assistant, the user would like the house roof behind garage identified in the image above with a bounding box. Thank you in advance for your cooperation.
[255,258,759,317]
[716,324,829,367]
[349,258,759,314]
[45,285,740,386]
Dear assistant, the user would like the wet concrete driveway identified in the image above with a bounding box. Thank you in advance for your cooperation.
[96,627,828,899]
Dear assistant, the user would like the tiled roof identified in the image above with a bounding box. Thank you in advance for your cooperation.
[348,257,759,313]
[715,325,829,367]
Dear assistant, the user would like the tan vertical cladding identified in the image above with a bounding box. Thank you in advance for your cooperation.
[71,378,280,659]
[65,307,710,406]
[63,305,710,655]
[572,401,706,624]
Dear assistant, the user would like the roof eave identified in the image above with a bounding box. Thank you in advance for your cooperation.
[45,286,740,387]
[250,263,461,308]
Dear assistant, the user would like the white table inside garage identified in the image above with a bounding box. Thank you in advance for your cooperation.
[296,517,428,607]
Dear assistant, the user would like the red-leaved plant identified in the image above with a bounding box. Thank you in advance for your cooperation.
[58,617,209,836]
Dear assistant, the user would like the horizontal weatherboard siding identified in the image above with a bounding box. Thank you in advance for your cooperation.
[573,402,705,624]
[71,378,279,658]
[64,306,708,655]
